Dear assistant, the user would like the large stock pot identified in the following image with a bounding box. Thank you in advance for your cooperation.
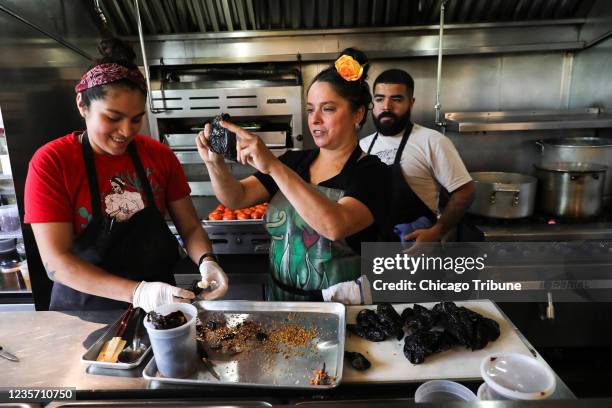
[536,137,612,204]
[468,172,537,219]
[534,162,607,218]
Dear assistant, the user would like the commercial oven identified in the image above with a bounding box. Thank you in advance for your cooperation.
[147,67,303,256]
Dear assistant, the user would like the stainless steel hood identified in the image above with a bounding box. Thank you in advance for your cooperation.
[89,0,612,65]
[98,0,595,35]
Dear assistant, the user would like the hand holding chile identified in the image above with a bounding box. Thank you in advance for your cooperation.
[196,114,279,174]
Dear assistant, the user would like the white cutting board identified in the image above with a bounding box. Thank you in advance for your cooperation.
[343,300,533,383]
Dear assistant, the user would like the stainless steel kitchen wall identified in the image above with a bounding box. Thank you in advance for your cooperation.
[570,0,612,139]
[299,28,610,175]
[296,52,591,176]
[0,1,99,309]
[570,36,612,121]
[301,52,575,138]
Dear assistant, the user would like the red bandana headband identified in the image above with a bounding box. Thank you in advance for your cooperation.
[75,63,147,93]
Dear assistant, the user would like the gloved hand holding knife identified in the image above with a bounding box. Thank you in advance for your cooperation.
[198,256,229,300]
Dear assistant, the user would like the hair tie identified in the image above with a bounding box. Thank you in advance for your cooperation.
[335,55,364,82]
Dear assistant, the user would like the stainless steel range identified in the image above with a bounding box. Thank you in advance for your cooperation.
[461,214,612,242]
[147,67,304,254]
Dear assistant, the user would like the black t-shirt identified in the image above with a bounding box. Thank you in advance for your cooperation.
[253,148,391,253]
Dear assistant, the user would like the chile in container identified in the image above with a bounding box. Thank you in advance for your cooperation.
[144,303,198,378]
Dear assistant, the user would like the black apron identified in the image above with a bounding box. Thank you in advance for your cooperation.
[49,132,180,310]
[367,123,436,241]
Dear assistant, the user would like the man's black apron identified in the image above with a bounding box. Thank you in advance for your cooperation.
[367,123,436,241]
[49,132,180,310]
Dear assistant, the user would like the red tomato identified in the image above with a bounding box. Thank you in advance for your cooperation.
[236,213,250,220]
[252,211,263,219]
[222,213,236,220]
[209,213,222,220]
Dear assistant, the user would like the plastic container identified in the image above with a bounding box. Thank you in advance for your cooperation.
[143,303,198,378]
[414,380,477,403]
[0,204,19,232]
[480,353,556,400]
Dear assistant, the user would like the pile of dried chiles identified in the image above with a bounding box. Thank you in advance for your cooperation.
[347,302,500,364]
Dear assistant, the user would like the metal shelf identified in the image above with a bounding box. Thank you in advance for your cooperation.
[444,108,612,132]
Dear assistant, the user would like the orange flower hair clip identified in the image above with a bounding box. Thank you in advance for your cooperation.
[335,55,364,82]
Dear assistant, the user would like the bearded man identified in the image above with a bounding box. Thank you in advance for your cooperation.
[359,69,475,242]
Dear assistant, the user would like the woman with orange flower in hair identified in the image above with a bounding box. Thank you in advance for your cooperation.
[196,48,389,304]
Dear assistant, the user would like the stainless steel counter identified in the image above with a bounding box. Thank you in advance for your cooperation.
[0,309,576,402]
[0,310,142,390]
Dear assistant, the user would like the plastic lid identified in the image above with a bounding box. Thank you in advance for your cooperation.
[481,353,556,400]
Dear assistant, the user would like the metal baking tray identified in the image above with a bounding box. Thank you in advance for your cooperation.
[81,309,151,370]
[143,301,345,389]
[202,219,264,226]
[46,402,272,408]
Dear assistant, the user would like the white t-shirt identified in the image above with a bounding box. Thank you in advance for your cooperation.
[359,123,471,214]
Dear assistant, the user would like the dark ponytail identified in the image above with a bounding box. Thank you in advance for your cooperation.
[95,38,138,70]
[308,48,372,127]
[81,38,144,107]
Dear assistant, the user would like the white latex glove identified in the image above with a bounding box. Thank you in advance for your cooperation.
[321,276,372,305]
[132,281,195,312]
[198,260,229,300]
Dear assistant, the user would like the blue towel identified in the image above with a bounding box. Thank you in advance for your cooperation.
[394,216,433,241]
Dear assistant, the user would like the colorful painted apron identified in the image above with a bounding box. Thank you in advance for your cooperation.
[265,147,363,301]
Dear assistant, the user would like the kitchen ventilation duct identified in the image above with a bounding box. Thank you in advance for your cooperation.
[95,0,595,35]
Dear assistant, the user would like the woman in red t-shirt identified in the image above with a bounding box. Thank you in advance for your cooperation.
[25,38,228,311]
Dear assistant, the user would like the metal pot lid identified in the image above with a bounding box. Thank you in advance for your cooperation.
[470,171,537,184]
[534,161,608,173]
[540,137,612,147]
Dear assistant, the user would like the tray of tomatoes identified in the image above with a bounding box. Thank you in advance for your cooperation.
[203,203,268,225]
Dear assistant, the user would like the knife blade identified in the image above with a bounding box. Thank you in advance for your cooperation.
[0,346,19,362]
[201,357,220,380]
